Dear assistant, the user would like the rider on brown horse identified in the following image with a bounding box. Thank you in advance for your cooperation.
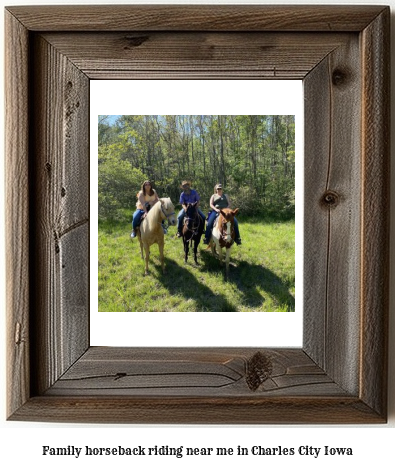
[203,183,241,245]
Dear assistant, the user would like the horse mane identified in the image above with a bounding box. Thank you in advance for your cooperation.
[144,198,173,226]
[139,200,159,231]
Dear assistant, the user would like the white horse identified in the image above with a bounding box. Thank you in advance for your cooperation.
[210,208,239,278]
[137,198,176,275]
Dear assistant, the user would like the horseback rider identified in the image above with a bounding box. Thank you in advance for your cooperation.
[203,183,241,245]
[176,180,205,237]
[131,180,165,238]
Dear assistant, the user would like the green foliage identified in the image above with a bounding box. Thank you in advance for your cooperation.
[98,115,296,218]
[98,145,147,220]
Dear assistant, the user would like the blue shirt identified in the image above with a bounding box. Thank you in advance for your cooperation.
[180,189,200,205]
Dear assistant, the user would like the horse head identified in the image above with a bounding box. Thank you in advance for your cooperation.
[186,201,198,214]
[219,208,239,243]
[160,198,176,226]
[184,202,199,230]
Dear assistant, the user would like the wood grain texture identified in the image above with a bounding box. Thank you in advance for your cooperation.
[303,56,331,370]
[29,34,90,395]
[5,5,386,32]
[10,396,383,425]
[5,5,389,424]
[46,347,344,397]
[9,348,382,424]
[5,10,30,418]
[360,9,390,418]
[42,32,351,80]
[304,35,362,395]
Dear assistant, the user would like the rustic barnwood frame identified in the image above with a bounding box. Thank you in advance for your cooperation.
[5,5,389,423]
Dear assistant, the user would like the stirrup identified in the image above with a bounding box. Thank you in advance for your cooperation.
[235,238,242,245]
[131,230,137,238]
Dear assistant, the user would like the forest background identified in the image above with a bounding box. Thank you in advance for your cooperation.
[98,115,295,220]
[98,115,296,313]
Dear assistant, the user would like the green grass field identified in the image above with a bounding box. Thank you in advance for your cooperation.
[98,215,295,312]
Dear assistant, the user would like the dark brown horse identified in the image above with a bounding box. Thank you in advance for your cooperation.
[209,207,239,277]
[182,202,205,264]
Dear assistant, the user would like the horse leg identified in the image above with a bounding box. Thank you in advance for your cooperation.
[138,233,144,259]
[210,240,216,257]
[218,245,224,265]
[184,238,189,264]
[159,240,165,273]
[225,248,231,279]
[193,239,199,265]
[143,243,150,275]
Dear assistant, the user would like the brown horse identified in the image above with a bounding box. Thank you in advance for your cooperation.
[182,202,205,264]
[209,207,239,277]
[137,198,176,275]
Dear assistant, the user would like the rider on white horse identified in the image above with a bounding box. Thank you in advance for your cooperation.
[131,180,166,238]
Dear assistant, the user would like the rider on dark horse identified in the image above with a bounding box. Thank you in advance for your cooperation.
[203,183,242,245]
[176,180,205,237]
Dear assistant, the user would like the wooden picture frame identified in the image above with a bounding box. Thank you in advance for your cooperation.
[5,5,389,424]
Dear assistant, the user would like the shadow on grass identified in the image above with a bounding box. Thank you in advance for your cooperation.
[199,250,295,311]
[198,247,231,278]
[153,258,238,312]
[234,260,295,311]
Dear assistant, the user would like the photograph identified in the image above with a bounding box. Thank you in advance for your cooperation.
[98,114,296,313]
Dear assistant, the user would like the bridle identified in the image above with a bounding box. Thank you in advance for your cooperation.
[160,204,175,229]
[183,207,201,242]
[219,214,235,246]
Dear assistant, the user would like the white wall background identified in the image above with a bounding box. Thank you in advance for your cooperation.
[1,1,394,469]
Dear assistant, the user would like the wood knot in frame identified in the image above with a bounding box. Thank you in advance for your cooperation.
[246,351,273,391]
[64,78,81,138]
[123,35,150,49]
[320,190,340,208]
[332,68,350,88]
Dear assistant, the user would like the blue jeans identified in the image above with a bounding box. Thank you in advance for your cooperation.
[177,208,205,233]
[204,211,240,241]
[132,209,145,230]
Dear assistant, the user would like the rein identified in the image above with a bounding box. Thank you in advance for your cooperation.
[183,213,201,242]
